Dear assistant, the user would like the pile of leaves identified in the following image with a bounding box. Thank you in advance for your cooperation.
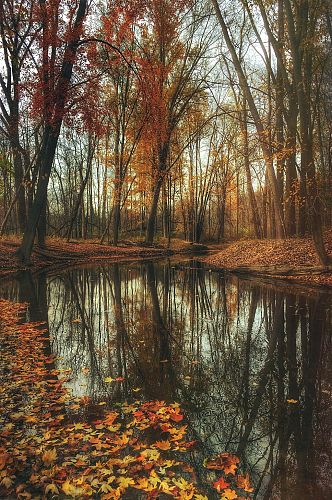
[0,299,254,499]
[205,232,332,285]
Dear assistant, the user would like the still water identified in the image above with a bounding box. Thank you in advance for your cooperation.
[1,258,332,499]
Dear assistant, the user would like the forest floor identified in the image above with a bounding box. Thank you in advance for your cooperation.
[0,237,207,279]
[203,231,332,288]
[0,298,253,499]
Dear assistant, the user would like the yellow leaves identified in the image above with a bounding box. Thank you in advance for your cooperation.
[62,480,84,497]
[104,376,124,383]
[286,399,298,404]
[1,476,13,489]
[0,299,255,500]
[220,488,238,500]
[42,447,57,465]
[99,482,116,493]
[172,477,192,490]
[140,448,160,461]
[116,475,135,489]
[135,476,154,491]
[45,483,59,495]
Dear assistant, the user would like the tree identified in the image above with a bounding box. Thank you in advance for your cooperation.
[135,0,212,244]
[0,0,37,232]
[15,0,88,264]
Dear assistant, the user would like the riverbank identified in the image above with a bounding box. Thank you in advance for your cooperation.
[0,237,208,279]
[203,232,332,288]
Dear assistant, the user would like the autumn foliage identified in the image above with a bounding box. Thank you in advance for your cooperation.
[0,299,254,499]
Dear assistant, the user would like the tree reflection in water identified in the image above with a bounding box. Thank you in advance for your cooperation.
[1,259,331,499]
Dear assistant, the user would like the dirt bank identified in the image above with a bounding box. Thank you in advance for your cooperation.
[0,237,208,279]
[203,232,332,288]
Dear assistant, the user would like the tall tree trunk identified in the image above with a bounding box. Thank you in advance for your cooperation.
[16,127,58,262]
[11,137,26,233]
[212,0,285,238]
[112,192,121,246]
[15,0,88,264]
[242,104,263,238]
[285,94,298,236]
[145,176,163,245]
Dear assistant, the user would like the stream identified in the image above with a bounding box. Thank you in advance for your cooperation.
[1,257,331,499]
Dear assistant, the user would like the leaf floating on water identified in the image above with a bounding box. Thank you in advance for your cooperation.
[237,473,254,492]
[0,299,254,500]
[155,440,171,450]
[221,488,238,499]
[205,453,240,475]
[213,477,230,492]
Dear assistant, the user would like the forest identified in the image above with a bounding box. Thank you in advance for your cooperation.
[0,1,332,499]
[0,0,331,268]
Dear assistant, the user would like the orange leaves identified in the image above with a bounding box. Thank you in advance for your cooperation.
[236,474,254,493]
[42,448,57,466]
[0,299,255,499]
[154,440,171,450]
[205,453,240,475]
[169,408,184,422]
[213,476,230,492]
[221,488,238,499]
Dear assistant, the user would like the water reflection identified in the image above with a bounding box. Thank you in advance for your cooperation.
[1,259,332,499]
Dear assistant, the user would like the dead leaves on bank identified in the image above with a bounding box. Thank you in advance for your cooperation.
[0,299,254,499]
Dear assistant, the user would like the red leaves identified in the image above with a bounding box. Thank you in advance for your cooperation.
[0,298,255,499]
[213,476,230,492]
[169,410,184,422]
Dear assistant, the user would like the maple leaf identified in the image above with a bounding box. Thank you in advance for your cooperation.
[134,477,153,491]
[205,453,239,475]
[104,377,115,383]
[169,410,184,422]
[141,448,160,461]
[213,477,230,492]
[104,412,118,425]
[62,480,83,497]
[117,476,135,489]
[154,440,171,450]
[1,476,13,489]
[236,473,254,492]
[42,448,57,465]
[221,488,238,500]
[99,483,115,493]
